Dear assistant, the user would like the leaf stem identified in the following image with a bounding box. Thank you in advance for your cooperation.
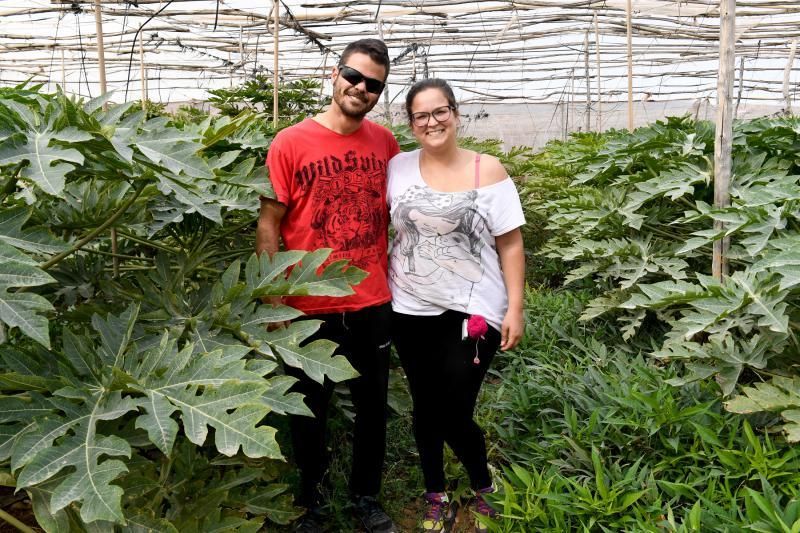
[149,455,174,514]
[210,249,254,262]
[0,508,36,533]
[40,187,143,271]
[640,223,685,242]
[166,225,186,249]
[115,230,181,254]
[218,218,256,239]
[104,265,221,274]
[82,248,156,262]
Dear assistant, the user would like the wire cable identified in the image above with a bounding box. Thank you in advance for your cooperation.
[124,0,177,100]
[75,10,92,98]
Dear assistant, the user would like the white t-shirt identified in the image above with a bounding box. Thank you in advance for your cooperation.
[387,149,526,331]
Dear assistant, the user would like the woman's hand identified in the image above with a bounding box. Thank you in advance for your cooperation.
[496,228,525,351]
[500,307,524,351]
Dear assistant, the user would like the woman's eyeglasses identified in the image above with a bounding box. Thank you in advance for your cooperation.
[410,106,455,127]
[337,65,385,95]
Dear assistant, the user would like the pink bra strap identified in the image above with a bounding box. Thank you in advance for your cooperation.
[474,153,481,188]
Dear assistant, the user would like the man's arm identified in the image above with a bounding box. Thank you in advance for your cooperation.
[256,197,287,258]
[256,198,289,323]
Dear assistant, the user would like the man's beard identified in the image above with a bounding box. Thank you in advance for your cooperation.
[333,84,376,119]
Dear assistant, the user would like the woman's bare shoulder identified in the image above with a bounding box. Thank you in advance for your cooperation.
[477,154,509,186]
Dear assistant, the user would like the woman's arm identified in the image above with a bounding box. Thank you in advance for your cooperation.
[495,228,525,350]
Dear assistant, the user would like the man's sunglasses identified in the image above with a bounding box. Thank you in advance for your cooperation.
[337,65,386,95]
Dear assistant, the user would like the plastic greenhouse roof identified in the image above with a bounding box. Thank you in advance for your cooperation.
[0,0,798,108]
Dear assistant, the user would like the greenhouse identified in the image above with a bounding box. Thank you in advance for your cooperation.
[1,0,800,531]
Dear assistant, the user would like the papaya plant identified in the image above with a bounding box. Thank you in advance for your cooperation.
[208,75,327,121]
[533,115,800,440]
[0,83,363,530]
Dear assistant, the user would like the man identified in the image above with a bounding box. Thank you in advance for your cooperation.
[256,39,400,533]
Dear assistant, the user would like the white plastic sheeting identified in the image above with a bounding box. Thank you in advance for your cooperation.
[0,1,798,112]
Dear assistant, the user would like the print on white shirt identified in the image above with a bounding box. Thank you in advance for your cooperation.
[390,185,485,310]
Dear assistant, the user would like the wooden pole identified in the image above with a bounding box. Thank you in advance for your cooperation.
[567,69,573,136]
[94,0,118,278]
[93,0,108,106]
[319,51,328,105]
[378,20,391,126]
[626,0,634,131]
[273,0,280,128]
[61,49,66,93]
[584,30,591,132]
[239,26,245,84]
[783,40,797,115]
[594,12,602,132]
[713,0,735,281]
[735,55,745,118]
[139,39,147,111]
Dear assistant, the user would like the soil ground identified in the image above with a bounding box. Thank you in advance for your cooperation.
[0,487,40,532]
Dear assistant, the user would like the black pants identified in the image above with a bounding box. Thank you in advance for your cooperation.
[391,310,499,493]
[286,302,392,507]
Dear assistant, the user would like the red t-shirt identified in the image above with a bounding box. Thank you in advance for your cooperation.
[266,118,401,314]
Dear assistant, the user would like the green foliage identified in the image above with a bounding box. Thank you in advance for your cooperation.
[389,123,419,152]
[170,104,208,126]
[458,134,594,285]
[131,100,167,120]
[726,377,800,442]
[531,115,800,437]
[481,288,800,532]
[0,85,363,530]
[208,75,327,122]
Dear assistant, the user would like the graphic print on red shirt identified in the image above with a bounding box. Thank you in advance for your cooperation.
[267,118,400,314]
[296,150,387,269]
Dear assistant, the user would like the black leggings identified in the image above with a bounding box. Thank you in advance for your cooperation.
[392,310,499,493]
[286,302,392,507]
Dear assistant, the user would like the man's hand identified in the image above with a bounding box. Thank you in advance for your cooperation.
[257,198,290,330]
[262,295,291,331]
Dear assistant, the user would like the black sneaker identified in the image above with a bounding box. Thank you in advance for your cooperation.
[353,495,397,533]
[292,506,326,533]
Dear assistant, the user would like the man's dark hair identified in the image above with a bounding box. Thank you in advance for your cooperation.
[341,39,391,79]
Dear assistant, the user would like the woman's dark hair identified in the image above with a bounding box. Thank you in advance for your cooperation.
[341,39,391,79]
[405,78,458,122]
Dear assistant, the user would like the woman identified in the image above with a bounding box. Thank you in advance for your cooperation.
[387,78,525,533]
